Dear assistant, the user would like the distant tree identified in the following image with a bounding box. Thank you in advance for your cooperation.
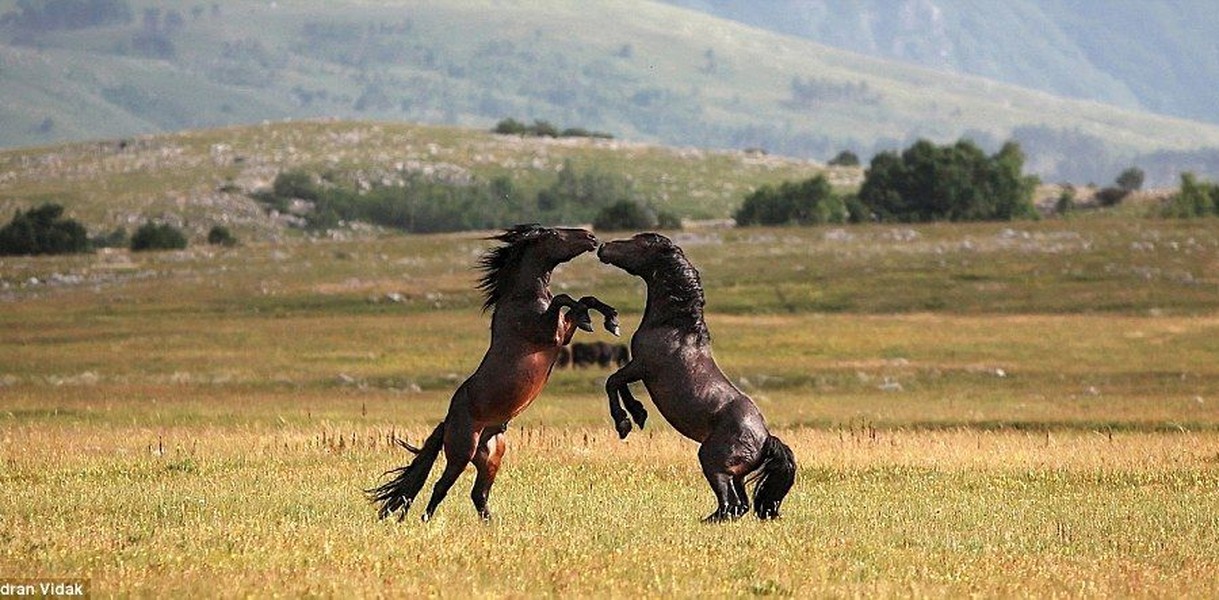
[1115,167,1145,193]
[0,204,89,256]
[206,225,237,247]
[828,150,860,167]
[535,159,638,223]
[530,119,559,138]
[857,139,1038,222]
[1162,172,1218,218]
[493,118,611,139]
[272,170,320,201]
[594,201,657,231]
[735,174,845,226]
[1095,187,1128,207]
[130,222,187,251]
[1055,187,1076,215]
[493,118,528,135]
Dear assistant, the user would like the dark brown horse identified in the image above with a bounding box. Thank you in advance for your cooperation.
[598,233,796,521]
[368,224,618,521]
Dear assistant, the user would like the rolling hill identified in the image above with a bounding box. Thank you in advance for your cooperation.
[668,0,1219,126]
[0,119,842,239]
[3,0,1219,185]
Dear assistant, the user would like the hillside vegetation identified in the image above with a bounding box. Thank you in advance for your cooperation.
[0,120,844,240]
[4,0,1219,184]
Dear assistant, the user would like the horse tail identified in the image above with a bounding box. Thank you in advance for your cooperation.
[750,434,796,520]
[366,421,446,520]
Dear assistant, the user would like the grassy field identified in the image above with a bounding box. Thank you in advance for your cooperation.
[3,219,1219,596]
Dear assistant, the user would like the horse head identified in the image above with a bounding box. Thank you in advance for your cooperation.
[478,224,598,311]
[596,232,679,276]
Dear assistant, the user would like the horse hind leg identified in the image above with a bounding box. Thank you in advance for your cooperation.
[619,384,648,429]
[421,422,479,522]
[470,426,508,521]
[700,471,742,523]
[699,443,746,522]
[732,476,750,519]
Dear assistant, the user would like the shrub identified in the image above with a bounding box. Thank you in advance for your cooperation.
[271,170,320,202]
[130,222,187,252]
[250,163,666,234]
[1162,172,1218,218]
[492,118,612,139]
[857,139,1038,222]
[1095,187,1129,207]
[1055,187,1076,215]
[1116,167,1145,193]
[735,175,845,226]
[207,225,237,247]
[828,150,860,167]
[493,118,528,135]
[0,203,90,256]
[593,201,657,231]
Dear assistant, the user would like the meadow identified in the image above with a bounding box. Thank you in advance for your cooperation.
[3,219,1219,596]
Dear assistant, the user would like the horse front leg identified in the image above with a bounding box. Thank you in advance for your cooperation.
[605,359,647,439]
[576,295,620,336]
[551,293,593,333]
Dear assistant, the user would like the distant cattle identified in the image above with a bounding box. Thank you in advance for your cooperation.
[558,341,628,369]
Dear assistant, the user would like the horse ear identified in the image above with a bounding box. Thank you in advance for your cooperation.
[490,223,547,244]
[646,233,677,252]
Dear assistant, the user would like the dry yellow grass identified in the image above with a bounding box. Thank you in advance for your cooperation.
[3,227,1219,596]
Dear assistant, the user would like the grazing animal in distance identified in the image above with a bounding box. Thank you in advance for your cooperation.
[563,341,630,369]
[598,232,796,521]
[367,224,619,521]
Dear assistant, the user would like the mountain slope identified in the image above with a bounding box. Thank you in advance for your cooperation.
[667,0,1219,126]
[3,0,1219,184]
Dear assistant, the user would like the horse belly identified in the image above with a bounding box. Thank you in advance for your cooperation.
[468,351,556,424]
[641,375,717,442]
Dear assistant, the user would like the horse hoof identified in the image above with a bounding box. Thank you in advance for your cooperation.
[577,320,595,333]
[630,408,647,429]
[420,512,431,523]
[607,323,620,337]
[616,420,632,439]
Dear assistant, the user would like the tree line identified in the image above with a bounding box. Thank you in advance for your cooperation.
[254,161,677,234]
[7,137,1215,258]
[737,138,1039,226]
[0,204,232,256]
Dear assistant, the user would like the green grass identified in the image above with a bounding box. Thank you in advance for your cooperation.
[3,220,1219,595]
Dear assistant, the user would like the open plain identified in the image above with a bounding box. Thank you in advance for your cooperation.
[3,219,1219,596]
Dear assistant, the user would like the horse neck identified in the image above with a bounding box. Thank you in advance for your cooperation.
[498,257,555,307]
[641,256,708,340]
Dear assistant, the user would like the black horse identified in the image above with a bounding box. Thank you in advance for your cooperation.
[367,224,618,521]
[598,232,796,521]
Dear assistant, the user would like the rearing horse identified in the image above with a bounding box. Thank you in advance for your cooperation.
[368,224,618,521]
[598,232,796,521]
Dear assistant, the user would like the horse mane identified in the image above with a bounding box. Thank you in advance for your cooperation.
[650,244,710,343]
[476,223,548,312]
